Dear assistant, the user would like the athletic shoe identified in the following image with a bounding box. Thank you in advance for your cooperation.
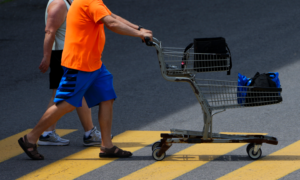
[83,126,102,146]
[37,130,70,146]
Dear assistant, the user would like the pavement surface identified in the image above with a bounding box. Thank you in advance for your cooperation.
[1,0,300,179]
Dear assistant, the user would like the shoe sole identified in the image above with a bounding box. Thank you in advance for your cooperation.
[83,142,101,146]
[37,140,70,146]
[99,153,132,158]
[82,135,113,146]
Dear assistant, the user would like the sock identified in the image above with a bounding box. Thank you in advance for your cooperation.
[42,131,53,137]
[85,129,92,138]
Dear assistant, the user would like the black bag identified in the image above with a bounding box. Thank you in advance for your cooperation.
[245,72,282,106]
[182,37,232,75]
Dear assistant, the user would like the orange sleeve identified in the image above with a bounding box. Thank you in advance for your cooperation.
[88,0,112,24]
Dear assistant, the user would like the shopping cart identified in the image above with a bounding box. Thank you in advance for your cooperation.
[144,37,282,161]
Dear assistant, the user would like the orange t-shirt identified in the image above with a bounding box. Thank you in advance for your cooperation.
[61,0,111,72]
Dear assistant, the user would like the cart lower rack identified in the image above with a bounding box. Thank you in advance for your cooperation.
[152,129,278,161]
[145,37,282,161]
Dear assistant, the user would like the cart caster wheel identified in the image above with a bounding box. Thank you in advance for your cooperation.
[152,141,161,151]
[246,143,254,153]
[247,145,262,160]
[152,148,166,161]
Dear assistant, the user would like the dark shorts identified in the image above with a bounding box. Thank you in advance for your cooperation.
[54,64,117,108]
[49,50,64,89]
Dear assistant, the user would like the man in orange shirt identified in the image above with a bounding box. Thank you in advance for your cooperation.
[18,0,153,159]
[38,0,104,147]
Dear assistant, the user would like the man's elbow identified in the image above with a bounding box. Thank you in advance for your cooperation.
[101,16,118,29]
[45,29,56,36]
[104,22,118,29]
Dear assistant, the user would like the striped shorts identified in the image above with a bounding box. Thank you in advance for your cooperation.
[54,64,117,108]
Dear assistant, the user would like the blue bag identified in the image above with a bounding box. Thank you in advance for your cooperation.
[268,72,281,88]
[237,73,250,104]
[237,72,281,104]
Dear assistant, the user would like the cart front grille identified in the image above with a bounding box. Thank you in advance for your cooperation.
[195,79,282,110]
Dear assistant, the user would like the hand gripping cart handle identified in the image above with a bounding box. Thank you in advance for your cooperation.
[144,37,282,161]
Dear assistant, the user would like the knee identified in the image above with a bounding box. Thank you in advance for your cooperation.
[65,105,76,113]
[56,101,76,113]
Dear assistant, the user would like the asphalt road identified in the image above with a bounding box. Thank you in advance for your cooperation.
[1,0,300,179]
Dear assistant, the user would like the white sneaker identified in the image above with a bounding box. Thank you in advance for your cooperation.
[37,130,70,146]
[83,126,101,146]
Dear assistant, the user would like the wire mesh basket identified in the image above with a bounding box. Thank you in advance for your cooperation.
[162,47,231,75]
[195,79,282,111]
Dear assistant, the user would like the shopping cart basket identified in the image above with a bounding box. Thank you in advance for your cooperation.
[144,37,282,161]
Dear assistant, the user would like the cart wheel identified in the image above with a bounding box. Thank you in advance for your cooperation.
[247,146,262,160]
[246,143,254,153]
[152,141,161,151]
[152,148,166,161]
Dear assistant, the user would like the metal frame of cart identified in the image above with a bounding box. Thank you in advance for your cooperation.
[146,37,282,161]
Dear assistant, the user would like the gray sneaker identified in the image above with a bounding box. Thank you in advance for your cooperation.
[37,130,70,146]
[83,126,102,146]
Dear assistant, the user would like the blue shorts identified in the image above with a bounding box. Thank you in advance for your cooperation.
[54,64,117,108]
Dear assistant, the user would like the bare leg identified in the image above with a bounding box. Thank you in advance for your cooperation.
[45,89,58,131]
[26,101,76,145]
[76,97,93,132]
[98,99,114,151]
[97,99,132,157]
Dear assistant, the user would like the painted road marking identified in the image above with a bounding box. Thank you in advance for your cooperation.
[120,143,245,180]
[217,140,300,180]
[17,131,168,180]
[120,132,267,180]
[0,129,76,163]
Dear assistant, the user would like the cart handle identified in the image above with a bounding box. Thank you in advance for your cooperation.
[144,37,155,46]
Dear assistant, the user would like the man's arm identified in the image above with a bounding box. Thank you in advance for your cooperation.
[101,15,152,41]
[39,0,67,73]
[111,13,152,35]
[111,13,139,30]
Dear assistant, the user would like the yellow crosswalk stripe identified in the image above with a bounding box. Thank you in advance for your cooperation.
[0,129,77,163]
[217,140,300,180]
[120,132,266,180]
[17,130,168,180]
[120,143,245,180]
